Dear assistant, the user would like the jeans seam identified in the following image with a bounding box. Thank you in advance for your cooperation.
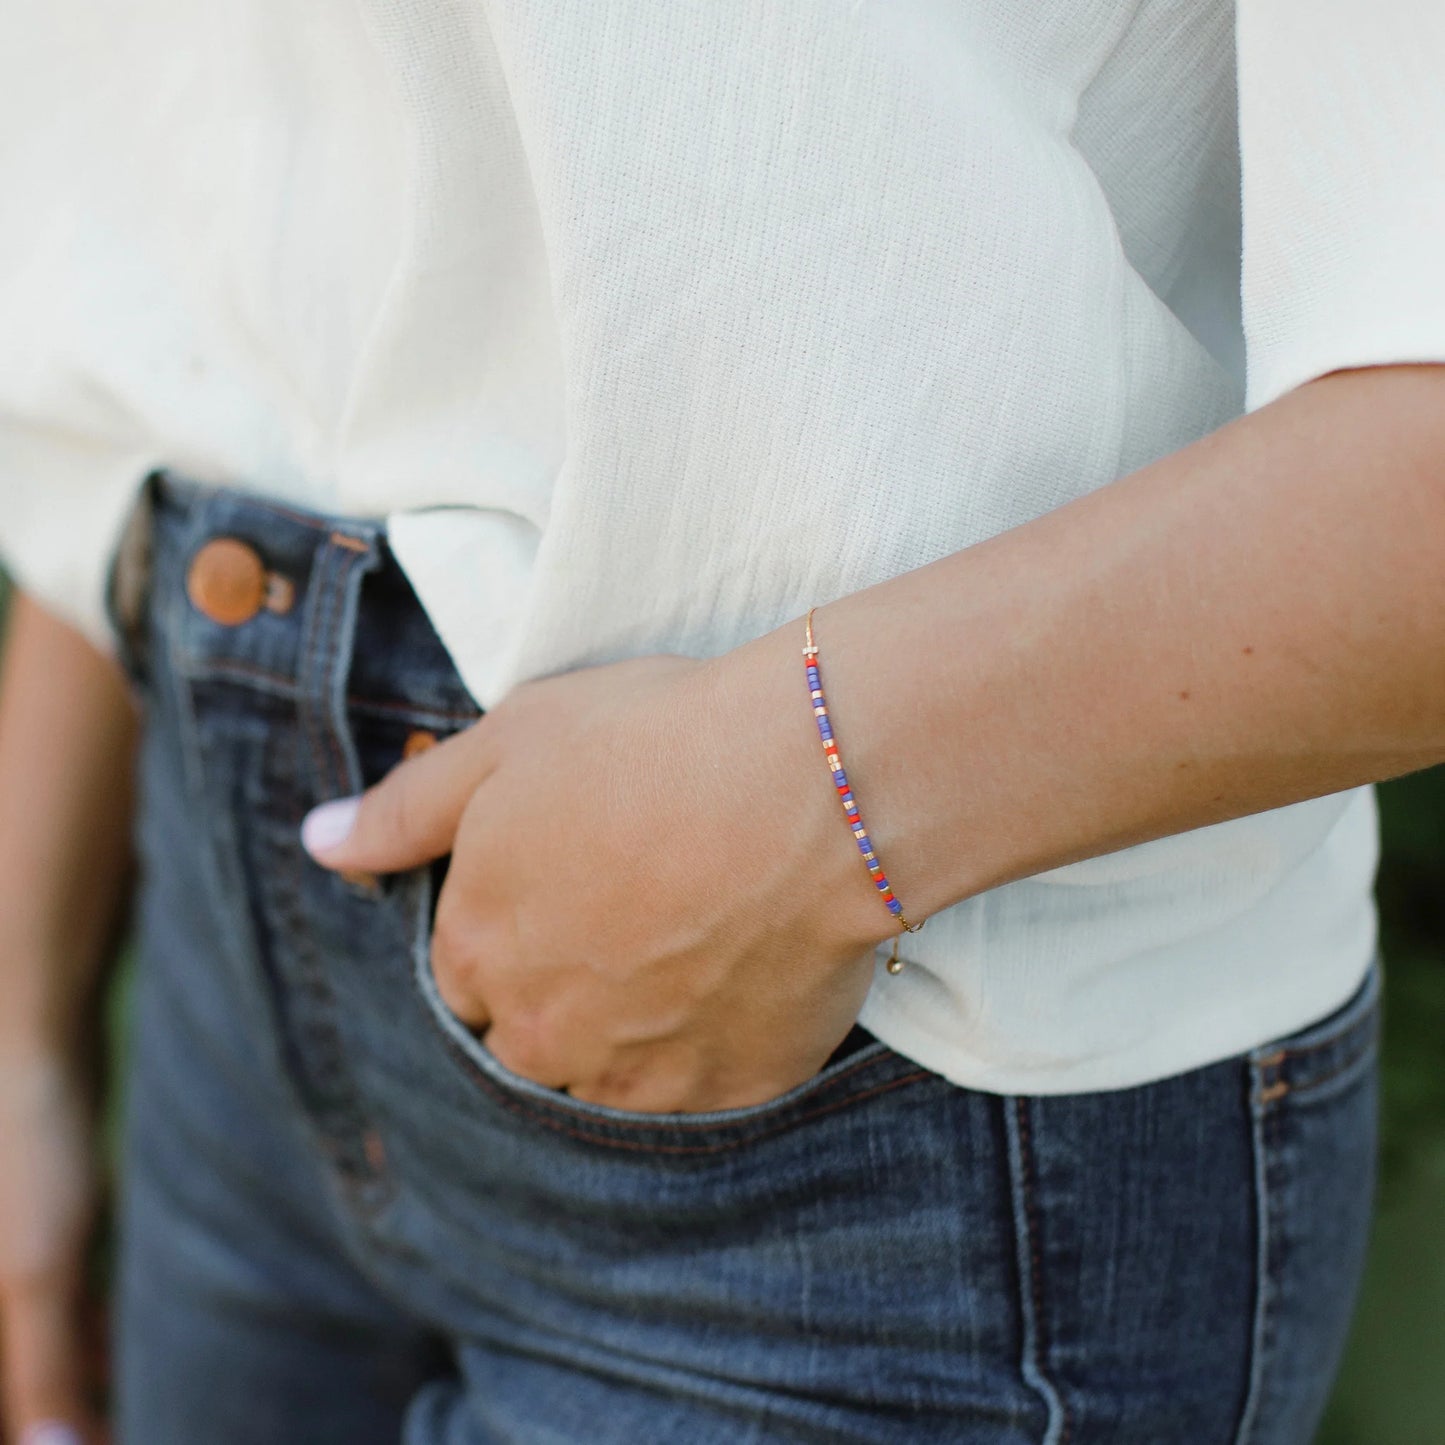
[1234,1062,1274,1445]
[278,536,391,1209]
[433,1017,932,1154]
[408,867,929,1151]
[1005,1097,1070,1445]
[176,654,481,725]
[320,537,381,807]
[288,719,382,1199]
[1251,993,1381,1113]
[1278,1025,1381,1106]
[469,1041,892,1134]
[303,544,351,799]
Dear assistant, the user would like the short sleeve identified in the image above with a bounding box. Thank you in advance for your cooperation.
[0,4,159,651]
[1238,1,1445,411]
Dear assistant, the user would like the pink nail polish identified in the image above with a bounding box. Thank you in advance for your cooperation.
[20,1424,86,1445]
[301,796,361,857]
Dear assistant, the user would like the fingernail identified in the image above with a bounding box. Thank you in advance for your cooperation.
[21,1424,86,1445]
[301,796,361,857]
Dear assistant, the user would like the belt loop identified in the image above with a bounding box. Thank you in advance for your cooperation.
[295,525,383,809]
[102,470,162,690]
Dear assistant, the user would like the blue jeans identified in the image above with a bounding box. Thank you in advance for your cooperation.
[106,472,1380,1443]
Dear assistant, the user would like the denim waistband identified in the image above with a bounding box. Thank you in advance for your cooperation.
[104,469,484,734]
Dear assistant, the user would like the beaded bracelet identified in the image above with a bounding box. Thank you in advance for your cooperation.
[804,605,923,975]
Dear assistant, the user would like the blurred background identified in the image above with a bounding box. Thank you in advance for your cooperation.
[0,569,1440,1440]
[1319,766,1445,1443]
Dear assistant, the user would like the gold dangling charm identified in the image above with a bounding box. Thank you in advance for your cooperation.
[885,915,924,975]
[886,934,906,975]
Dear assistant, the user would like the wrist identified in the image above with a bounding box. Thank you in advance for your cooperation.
[784,595,966,923]
[700,607,940,956]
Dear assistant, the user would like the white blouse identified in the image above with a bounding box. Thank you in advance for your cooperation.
[3,0,1439,1092]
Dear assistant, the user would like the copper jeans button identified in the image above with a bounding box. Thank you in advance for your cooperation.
[186,537,268,626]
[402,729,438,760]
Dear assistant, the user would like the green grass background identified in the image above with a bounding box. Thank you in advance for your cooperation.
[2,573,1441,1438]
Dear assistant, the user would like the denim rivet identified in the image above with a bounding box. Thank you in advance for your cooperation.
[263,571,296,615]
[186,537,267,626]
[403,729,439,760]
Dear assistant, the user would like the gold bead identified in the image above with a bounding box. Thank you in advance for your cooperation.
[886,934,907,975]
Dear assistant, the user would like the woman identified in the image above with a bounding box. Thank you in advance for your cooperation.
[1,1,1440,1441]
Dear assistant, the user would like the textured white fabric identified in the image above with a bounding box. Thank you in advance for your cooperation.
[1239,0,1445,409]
[1,0,1423,1092]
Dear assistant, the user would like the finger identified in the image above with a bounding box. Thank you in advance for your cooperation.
[300,721,494,873]
[1,1278,92,1444]
[480,1022,574,1092]
[431,927,493,1035]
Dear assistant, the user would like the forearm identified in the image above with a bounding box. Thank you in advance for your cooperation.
[738,363,1445,930]
[0,588,138,1060]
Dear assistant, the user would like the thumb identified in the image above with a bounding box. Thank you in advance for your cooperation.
[300,724,492,874]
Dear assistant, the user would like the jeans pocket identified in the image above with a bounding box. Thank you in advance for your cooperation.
[401,863,934,1156]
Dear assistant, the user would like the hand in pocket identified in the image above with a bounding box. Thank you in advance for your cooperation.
[302,643,897,1114]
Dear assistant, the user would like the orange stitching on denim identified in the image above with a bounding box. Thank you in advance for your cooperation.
[329,530,369,553]
[1270,981,1380,1064]
[263,502,331,530]
[491,1043,892,1134]
[344,694,481,723]
[183,656,297,691]
[1255,1007,1380,1113]
[1280,1023,1381,1102]
[438,1028,928,1155]
[1276,1027,1365,1063]
[184,655,481,725]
